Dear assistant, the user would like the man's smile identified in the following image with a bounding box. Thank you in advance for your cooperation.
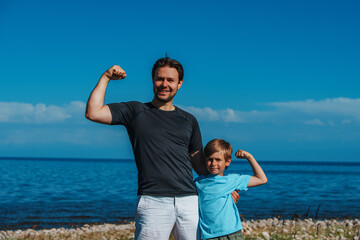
[158,89,171,94]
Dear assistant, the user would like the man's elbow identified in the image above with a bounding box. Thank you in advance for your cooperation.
[85,111,93,121]
[85,111,99,122]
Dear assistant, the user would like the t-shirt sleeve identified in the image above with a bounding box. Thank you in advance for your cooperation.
[107,102,136,126]
[235,175,251,191]
[188,116,203,154]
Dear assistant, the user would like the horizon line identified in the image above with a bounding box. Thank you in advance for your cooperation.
[1,156,360,166]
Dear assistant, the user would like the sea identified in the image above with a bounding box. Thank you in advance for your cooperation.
[1,157,360,230]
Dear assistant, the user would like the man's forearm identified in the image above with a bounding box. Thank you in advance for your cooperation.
[190,150,208,176]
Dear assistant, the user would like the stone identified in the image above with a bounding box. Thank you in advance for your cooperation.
[345,222,353,228]
[261,231,270,240]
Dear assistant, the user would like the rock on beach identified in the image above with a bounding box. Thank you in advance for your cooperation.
[1,218,359,240]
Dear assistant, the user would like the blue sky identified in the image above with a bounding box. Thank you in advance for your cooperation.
[1,0,359,161]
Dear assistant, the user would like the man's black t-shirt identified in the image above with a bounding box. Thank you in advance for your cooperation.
[108,101,203,196]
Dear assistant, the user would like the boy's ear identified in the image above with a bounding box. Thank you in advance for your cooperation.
[225,158,231,167]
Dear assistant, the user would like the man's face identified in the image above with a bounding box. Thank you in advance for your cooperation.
[153,66,183,103]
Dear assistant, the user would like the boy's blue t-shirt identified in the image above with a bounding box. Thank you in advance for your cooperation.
[195,174,251,239]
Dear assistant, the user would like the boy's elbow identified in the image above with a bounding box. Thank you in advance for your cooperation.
[261,177,268,185]
[255,176,267,186]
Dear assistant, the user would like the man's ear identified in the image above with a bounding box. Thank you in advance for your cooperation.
[177,79,183,90]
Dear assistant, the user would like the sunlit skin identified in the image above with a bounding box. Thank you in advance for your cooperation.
[206,151,231,176]
[152,66,183,105]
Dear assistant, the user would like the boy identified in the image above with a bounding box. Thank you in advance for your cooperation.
[194,139,267,240]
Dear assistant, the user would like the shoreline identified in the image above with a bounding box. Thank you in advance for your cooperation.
[1,218,359,240]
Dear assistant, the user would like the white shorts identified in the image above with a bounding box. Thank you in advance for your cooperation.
[135,195,199,240]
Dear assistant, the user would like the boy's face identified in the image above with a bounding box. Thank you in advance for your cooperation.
[206,151,231,176]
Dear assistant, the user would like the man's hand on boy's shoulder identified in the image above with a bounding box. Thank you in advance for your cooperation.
[235,150,252,159]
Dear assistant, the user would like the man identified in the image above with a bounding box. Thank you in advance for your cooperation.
[86,57,207,240]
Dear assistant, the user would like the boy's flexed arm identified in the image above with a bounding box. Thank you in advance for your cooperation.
[85,65,126,124]
[236,150,268,187]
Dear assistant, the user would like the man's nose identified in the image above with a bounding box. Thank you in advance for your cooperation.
[161,80,169,87]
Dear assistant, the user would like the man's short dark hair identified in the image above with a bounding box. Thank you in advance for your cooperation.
[152,57,184,81]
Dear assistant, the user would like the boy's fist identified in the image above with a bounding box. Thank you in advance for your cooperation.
[103,65,126,80]
[235,150,251,159]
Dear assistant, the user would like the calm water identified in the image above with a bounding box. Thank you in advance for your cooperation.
[1,157,360,230]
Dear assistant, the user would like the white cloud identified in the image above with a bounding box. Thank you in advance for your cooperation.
[268,98,360,117]
[182,106,219,121]
[1,98,359,151]
[1,98,359,126]
[304,119,325,126]
[183,97,360,126]
[223,109,241,122]
[0,101,86,124]
[181,106,245,122]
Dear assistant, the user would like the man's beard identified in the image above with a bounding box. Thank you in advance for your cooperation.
[154,93,175,103]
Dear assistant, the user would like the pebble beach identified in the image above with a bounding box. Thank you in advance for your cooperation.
[1,218,359,240]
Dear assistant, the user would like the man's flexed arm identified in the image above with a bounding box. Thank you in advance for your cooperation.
[85,65,126,124]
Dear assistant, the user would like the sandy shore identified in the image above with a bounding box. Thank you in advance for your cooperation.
[1,218,359,240]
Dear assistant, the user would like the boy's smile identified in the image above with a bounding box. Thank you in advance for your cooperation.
[206,152,231,176]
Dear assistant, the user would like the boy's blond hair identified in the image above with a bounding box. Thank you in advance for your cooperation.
[204,139,233,161]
